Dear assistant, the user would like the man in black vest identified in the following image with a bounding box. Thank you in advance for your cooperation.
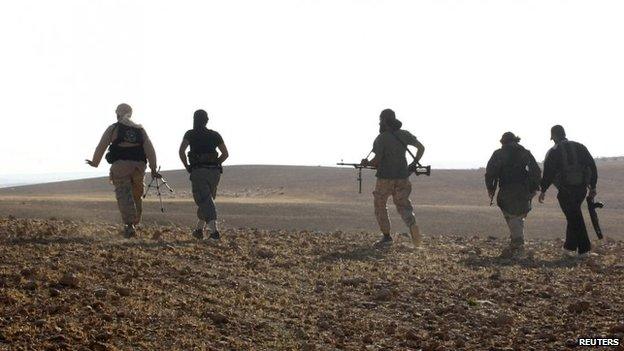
[485,132,541,258]
[539,125,598,257]
[179,110,229,240]
[86,103,159,237]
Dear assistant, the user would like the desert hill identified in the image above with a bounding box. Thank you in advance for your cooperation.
[0,161,622,239]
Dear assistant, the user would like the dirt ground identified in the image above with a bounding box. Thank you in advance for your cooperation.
[1,217,623,350]
[0,163,622,350]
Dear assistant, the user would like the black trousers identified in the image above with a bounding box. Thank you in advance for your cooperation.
[557,185,590,254]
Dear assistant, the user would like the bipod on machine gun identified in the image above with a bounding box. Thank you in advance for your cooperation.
[143,166,174,212]
[336,162,376,194]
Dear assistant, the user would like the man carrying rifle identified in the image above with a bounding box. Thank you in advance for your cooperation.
[179,110,229,240]
[539,125,598,258]
[485,132,541,258]
[361,109,425,246]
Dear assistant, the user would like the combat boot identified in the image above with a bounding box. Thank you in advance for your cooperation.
[375,234,393,247]
[209,231,220,240]
[409,224,422,247]
[123,224,136,238]
[192,228,204,240]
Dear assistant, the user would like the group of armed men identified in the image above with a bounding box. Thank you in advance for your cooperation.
[87,104,600,258]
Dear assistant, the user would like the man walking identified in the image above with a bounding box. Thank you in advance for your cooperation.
[485,132,541,258]
[539,125,598,257]
[361,109,425,246]
[179,110,229,240]
[86,103,159,237]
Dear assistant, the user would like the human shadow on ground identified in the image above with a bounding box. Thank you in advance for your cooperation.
[460,254,582,269]
[318,244,390,263]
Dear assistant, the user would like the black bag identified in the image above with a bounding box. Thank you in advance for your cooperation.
[105,145,118,164]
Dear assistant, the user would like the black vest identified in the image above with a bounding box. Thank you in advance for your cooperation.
[187,129,220,168]
[106,123,147,163]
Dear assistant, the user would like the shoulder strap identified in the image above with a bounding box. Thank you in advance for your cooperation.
[110,123,120,144]
[390,131,416,161]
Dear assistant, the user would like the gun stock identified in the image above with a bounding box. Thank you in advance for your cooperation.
[586,197,604,240]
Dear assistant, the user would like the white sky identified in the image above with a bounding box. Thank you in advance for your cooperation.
[1,0,623,177]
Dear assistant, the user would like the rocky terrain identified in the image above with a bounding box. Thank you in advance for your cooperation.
[1,216,623,350]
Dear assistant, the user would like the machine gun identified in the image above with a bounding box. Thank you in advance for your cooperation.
[586,196,604,240]
[336,163,375,194]
[337,161,431,194]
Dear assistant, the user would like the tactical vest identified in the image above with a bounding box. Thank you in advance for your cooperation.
[105,123,147,164]
[187,129,219,168]
[554,141,590,187]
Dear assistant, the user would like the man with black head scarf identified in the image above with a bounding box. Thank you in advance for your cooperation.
[539,125,598,257]
[179,110,229,240]
[86,103,160,238]
[485,132,541,258]
[361,109,425,246]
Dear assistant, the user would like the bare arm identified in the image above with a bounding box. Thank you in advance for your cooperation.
[413,139,425,163]
[217,143,229,165]
[179,138,190,171]
[86,125,114,168]
[141,130,158,173]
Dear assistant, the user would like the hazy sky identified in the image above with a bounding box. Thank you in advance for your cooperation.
[1,0,623,177]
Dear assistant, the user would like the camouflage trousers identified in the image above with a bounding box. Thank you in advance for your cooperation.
[110,160,146,225]
[373,178,416,235]
[190,168,221,222]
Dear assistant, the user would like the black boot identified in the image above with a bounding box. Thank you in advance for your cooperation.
[209,231,220,240]
[375,234,393,246]
[192,228,204,240]
[123,224,136,238]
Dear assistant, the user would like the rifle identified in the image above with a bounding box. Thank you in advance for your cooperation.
[143,167,174,212]
[337,160,431,194]
[489,179,498,206]
[586,196,604,240]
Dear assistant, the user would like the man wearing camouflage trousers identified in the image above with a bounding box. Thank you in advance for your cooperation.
[86,103,159,238]
[361,109,425,247]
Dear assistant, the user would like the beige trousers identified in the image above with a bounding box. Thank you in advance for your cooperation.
[373,178,416,235]
[503,212,526,247]
[110,160,146,225]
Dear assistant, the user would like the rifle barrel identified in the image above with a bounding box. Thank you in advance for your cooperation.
[336,163,375,169]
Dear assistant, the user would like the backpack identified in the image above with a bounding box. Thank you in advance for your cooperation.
[555,141,590,187]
